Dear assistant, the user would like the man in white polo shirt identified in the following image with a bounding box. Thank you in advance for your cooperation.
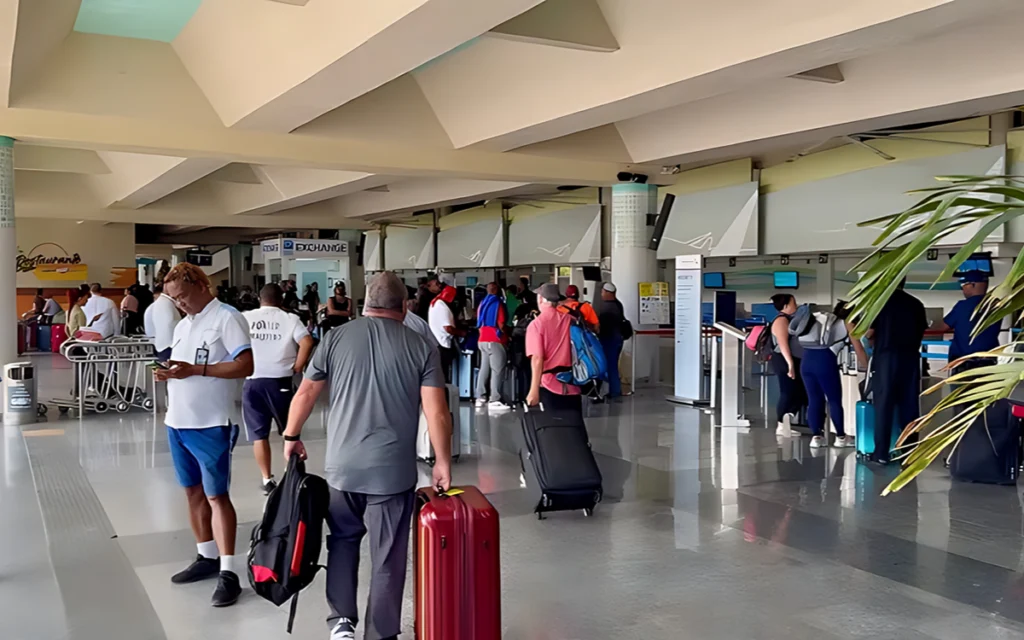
[83,282,120,338]
[155,263,253,608]
[144,270,181,361]
[242,283,313,495]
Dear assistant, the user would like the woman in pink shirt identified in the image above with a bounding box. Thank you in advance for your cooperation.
[525,283,581,414]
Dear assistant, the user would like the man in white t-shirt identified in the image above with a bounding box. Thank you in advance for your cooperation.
[155,263,253,608]
[145,280,181,361]
[242,283,314,495]
[426,275,459,382]
[83,283,120,338]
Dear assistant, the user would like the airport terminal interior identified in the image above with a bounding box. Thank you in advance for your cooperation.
[8,0,1024,638]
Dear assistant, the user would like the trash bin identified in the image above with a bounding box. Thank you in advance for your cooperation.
[3,362,38,426]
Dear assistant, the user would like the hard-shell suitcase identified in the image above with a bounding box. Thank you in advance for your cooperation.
[519,404,603,519]
[415,486,501,640]
[950,400,1020,485]
[855,400,901,458]
[51,324,69,355]
[417,384,461,465]
[18,322,36,355]
[37,325,52,352]
[500,366,520,406]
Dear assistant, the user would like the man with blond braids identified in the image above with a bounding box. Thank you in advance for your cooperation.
[156,263,253,607]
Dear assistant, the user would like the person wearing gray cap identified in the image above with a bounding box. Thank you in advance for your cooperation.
[598,282,627,398]
[931,270,1001,374]
[525,282,583,414]
[283,271,451,640]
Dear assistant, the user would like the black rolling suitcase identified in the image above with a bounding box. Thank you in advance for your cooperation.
[519,404,603,519]
[950,400,1020,485]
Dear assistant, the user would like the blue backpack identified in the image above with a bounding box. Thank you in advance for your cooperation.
[552,311,608,386]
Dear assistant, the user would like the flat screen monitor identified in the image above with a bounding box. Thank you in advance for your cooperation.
[703,272,725,289]
[581,266,602,281]
[951,252,994,277]
[774,271,799,289]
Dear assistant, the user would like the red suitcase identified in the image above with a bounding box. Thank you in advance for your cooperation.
[51,324,68,356]
[415,486,500,640]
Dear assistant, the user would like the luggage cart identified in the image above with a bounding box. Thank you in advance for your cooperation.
[52,336,158,417]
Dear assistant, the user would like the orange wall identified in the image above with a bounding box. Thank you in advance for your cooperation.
[16,288,124,318]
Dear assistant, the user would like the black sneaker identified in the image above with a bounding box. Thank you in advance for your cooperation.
[262,478,278,496]
[211,571,241,607]
[171,555,219,584]
[330,618,356,639]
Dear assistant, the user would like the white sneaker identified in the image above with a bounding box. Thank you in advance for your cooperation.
[776,423,800,437]
[330,618,356,640]
[810,436,826,448]
[833,435,855,448]
[487,401,510,412]
[474,398,487,408]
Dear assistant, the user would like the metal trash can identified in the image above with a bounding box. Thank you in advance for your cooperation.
[3,362,38,426]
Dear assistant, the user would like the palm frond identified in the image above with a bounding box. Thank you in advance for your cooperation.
[844,175,1024,494]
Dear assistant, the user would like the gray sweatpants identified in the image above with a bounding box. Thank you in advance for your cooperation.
[325,487,415,640]
[476,341,507,401]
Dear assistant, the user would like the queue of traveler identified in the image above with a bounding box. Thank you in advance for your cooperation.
[767,271,996,465]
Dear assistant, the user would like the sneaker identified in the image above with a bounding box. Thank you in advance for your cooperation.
[474,398,487,408]
[261,478,277,496]
[487,401,510,412]
[810,436,826,448]
[211,571,241,607]
[833,436,855,448]
[171,555,219,584]
[776,423,800,437]
[330,618,356,640]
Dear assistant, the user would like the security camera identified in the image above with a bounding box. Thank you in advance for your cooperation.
[616,172,649,184]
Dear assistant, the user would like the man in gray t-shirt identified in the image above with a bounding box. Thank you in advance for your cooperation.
[283,271,451,640]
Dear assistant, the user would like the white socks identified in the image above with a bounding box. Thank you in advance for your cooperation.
[197,540,219,560]
[220,554,240,576]
[263,476,274,485]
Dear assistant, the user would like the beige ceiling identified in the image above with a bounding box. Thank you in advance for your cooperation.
[1,0,1024,231]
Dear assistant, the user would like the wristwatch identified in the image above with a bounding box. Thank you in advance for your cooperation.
[283,434,301,442]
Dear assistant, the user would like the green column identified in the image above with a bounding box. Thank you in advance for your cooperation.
[0,136,15,367]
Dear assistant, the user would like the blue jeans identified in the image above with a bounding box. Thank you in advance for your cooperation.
[799,349,844,437]
[601,335,624,397]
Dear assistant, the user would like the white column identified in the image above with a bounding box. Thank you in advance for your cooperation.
[0,137,15,367]
[610,183,658,325]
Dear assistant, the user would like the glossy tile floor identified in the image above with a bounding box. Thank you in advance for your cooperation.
[6,355,1024,639]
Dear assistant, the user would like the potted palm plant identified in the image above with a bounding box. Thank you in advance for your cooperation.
[845,175,1024,495]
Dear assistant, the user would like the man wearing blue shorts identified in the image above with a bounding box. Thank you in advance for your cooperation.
[243,283,314,495]
[156,263,253,608]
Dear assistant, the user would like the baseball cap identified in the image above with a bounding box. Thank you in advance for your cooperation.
[565,284,580,298]
[958,271,988,285]
[535,283,562,302]
[603,282,617,293]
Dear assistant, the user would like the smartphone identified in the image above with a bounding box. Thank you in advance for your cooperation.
[147,361,170,371]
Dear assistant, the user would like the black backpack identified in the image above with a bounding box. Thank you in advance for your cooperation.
[248,454,330,633]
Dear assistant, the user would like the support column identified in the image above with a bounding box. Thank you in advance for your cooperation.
[610,183,658,326]
[0,137,14,367]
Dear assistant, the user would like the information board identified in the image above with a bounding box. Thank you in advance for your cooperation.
[638,282,670,325]
[674,255,703,401]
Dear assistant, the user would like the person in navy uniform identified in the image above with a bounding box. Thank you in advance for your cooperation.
[932,271,1002,374]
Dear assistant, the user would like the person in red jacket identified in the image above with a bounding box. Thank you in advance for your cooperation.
[475,282,509,411]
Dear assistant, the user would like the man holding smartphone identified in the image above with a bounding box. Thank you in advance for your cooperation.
[282,271,450,640]
[156,263,253,608]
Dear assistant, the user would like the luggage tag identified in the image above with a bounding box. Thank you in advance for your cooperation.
[439,487,464,498]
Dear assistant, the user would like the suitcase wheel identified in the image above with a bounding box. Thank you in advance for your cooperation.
[537,512,546,521]
[583,508,594,517]
[453,454,461,464]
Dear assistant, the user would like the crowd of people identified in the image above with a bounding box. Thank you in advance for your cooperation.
[768,270,996,464]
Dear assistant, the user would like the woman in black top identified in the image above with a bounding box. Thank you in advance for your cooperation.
[322,282,352,331]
